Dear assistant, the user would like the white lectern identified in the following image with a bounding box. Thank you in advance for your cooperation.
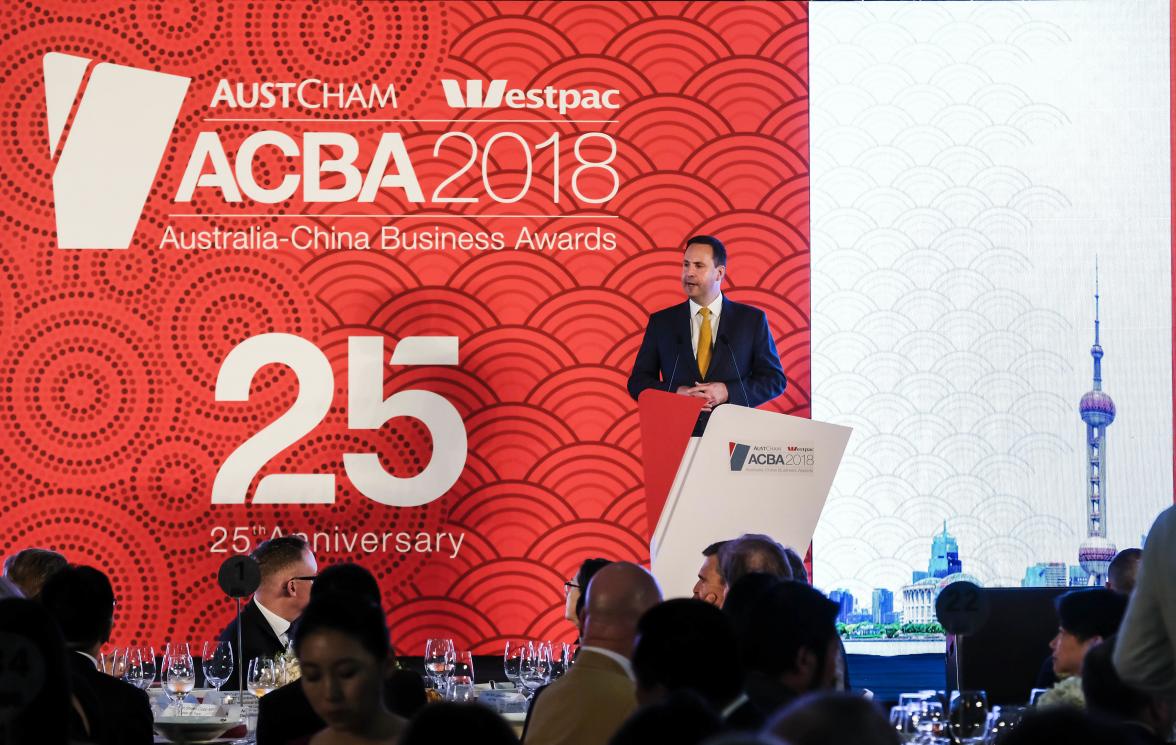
[640,392,852,598]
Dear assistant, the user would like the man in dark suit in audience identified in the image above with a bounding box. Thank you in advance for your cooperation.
[628,235,788,435]
[41,565,153,745]
[724,577,841,729]
[255,563,426,745]
[1083,635,1173,745]
[218,535,317,684]
[525,562,663,745]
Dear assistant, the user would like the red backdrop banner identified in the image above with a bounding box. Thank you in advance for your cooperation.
[0,0,810,653]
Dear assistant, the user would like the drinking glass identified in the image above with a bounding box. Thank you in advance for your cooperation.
[451,650,475,685]
[503,640,527,689]
[985,705,1026,744]
[912,700,947,744]
[163,643,195,714]
[950,690,989,744]
[123,648,148,689]
[99,647,126,678]
[547,641,571,680]
[423,638,455,689]
[131,646,157,690]
[247,657,277,698]
[202,641,234,690]
[519,642,552,700]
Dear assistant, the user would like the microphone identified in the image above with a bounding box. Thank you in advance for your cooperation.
[666,334,682,392]
[719,333,750,406]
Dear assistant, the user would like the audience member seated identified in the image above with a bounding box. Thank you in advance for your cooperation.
[218,535,318,683]
[725,578,840,729]
[1107,548,1143,595]
[718,535,794,600]
[699,736,784,745]
[1114,505,1176,700]
[766,692,899,745]
[693,541,729,607]
[1039,588,1127,708]
[292,593,406,745]
[3,547,67,600]
[782,547,808,584]
[631,598,743,717]
[1082,634,1173,745]
[401,702,519,745]
[565,558,611,635]
[524,562,663,745]
[40,565,153,745]
[0,597,72,745]
[257,563,425,745]
[608,690,721,745]
[998,706,1127,745]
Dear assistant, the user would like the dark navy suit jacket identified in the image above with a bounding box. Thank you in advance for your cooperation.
[627,297,787,434]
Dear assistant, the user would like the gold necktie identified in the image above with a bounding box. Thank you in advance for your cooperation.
[697,307,713,378]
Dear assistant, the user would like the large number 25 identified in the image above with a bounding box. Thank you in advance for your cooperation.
[211,333,466,507]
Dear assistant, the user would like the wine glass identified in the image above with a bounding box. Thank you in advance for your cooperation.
[247,657,277,698]
[950,690,989,744]
[131,646,157,690]
[547,641,571,680]
[447,651,475,701]
[985,705,1026,744]
[503,640,526,690]
[123,647,148,689]
[913,700,947,743]
[99,647,126,678]
[519,642,552,700]
[202,641,234,690]
[162,643,195,715]
[423,638,455,690]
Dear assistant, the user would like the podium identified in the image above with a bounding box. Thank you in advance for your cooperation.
[639,390,852,597]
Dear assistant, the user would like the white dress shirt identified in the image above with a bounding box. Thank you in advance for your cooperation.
[688,294,723,359]
[578,645,635,681]
[254,598,292,649]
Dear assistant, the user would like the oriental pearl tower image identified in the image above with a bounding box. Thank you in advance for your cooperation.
[1078,264,1116,585]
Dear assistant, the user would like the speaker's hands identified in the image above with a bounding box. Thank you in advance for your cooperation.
[685,382,728,411]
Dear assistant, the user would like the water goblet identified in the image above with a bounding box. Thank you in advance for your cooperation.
[424,638,455,690]
[950,690,989,745]
[247,657,277,698]
[547,641,571,680]
[519,642,552,700]
[133,647,157,690]
[163,643,195,715]
[503,640,527,689]
[202,641,234,690]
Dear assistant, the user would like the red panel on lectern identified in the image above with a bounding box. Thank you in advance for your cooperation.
[637,390,705,536]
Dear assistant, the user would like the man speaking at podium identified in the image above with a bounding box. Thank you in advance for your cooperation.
[627,235,787,435]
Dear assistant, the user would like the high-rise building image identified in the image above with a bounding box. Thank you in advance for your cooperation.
[1078,266,1117,585]
[872,588,895,624]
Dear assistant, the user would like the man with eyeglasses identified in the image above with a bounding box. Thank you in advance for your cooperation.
[217,535,317,685]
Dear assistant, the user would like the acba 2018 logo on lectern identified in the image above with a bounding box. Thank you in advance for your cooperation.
[729,442,816,474]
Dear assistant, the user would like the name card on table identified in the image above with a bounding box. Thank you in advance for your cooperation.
[159,703,224,718]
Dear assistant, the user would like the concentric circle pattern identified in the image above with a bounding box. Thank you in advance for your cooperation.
[0,1,811,654]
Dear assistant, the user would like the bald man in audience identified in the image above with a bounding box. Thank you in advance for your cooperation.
[1107,548,1142,595]
[524,562,662,745]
